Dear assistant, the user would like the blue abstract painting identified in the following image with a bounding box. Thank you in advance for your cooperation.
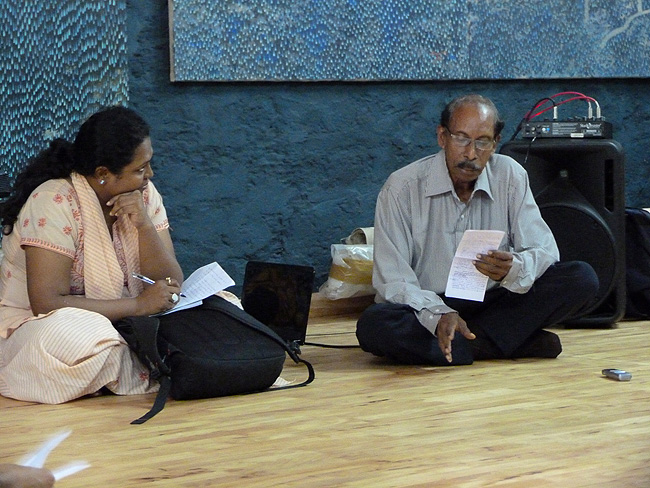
[0,2,128,180]
[169,0,650,81]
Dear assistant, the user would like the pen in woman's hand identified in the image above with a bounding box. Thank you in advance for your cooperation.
[131,272,155,285]
[131,272,186,297]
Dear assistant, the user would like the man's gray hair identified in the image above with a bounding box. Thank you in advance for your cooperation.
[440,94,505,137]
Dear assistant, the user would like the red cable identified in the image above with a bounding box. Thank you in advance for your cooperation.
[528,93,597,120]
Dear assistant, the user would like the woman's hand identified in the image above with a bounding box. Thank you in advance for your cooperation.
[106,190,150,229]
[134,278,182,316]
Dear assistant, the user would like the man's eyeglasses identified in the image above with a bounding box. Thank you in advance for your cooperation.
[444,128,495,152]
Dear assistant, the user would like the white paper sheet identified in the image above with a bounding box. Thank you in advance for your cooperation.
[445,230,506,301]
[51,461,91,481]
[158,261,236,315]
[19,430,71,468]
[18,430,89,481]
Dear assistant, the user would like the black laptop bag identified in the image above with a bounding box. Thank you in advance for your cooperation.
[114,295,314,424]
[625,208,650,318]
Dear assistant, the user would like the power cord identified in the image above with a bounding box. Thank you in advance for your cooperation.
[510,97,555,140]
[303,331,361,349]
[303,341,361,349]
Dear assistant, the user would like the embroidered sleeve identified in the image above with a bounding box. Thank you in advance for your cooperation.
[144,181,170,231]
[19,183,78,259]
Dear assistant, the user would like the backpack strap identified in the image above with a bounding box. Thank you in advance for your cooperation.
[125,314,172,424]
[201,296,315,389]
[130,375,171,425]
[113,315,174,424]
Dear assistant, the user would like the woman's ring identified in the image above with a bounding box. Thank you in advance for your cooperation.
[166,277,172,285]
[171,293,179,304]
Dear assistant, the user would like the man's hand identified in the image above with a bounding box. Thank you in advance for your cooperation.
[437,312,476,363]
[474,250,513,281]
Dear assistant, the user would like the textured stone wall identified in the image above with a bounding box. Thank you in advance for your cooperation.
[127,0,650,292]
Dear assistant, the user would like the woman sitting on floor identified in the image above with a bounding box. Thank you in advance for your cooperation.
[0,106,183,403]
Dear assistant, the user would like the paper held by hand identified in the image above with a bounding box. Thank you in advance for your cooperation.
[18,430,90,481]
[159,261,235,315]
[445,230,506,302]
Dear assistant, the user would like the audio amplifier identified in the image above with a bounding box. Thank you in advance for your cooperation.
[522,119,612,138]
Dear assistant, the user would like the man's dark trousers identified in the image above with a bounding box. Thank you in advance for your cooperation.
[356,261,599,366]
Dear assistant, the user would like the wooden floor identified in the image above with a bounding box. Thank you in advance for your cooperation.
[2,297,650,487]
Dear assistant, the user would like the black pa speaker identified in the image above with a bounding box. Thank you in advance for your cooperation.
[499,139,626,326]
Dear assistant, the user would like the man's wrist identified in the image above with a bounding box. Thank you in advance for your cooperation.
[415,309,442,336]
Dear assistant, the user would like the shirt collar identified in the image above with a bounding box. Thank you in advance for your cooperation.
[425,150,495,201]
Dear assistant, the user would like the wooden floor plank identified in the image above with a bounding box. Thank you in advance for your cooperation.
[2,315,650,487]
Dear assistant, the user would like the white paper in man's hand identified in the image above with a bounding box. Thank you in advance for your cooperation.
[445,230,506,301]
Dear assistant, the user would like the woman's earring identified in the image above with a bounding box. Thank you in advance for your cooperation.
[99,179,105,185]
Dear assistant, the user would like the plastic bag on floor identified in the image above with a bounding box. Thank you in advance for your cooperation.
[319,244,375,299]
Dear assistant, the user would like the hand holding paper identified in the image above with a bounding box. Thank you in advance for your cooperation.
[445,230,506,301]
[473,249,513,282]
[158,261,235,315]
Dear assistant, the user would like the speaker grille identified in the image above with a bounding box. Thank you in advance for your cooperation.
[540,204,616,313]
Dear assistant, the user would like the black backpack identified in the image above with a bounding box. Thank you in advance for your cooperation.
[625,208,650,318]
[114,295,315,424]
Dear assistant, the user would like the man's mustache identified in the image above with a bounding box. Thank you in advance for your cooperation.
[457,160,482,171]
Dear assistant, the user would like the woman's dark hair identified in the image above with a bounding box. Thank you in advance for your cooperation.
[440,94,505,137]
[0,106,150,234]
